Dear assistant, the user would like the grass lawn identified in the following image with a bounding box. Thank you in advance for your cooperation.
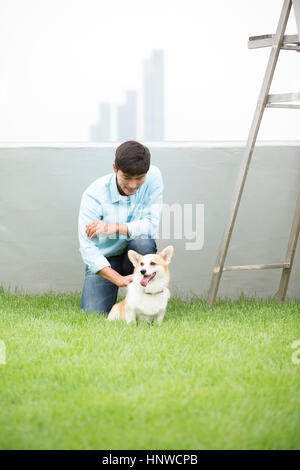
[0,286,299,450]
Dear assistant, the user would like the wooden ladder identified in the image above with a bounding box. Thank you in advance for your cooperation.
[207,0,300,307]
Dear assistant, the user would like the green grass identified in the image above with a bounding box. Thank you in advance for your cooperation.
[0,285,299,450]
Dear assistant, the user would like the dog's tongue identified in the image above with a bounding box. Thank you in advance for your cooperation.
[140,274,154,287]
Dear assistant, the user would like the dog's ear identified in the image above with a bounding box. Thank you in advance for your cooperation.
[159,246,174,265]
[128,249,141,267]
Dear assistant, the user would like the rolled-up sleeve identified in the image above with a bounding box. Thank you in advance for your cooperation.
[78,192,111,274]
[126,168,163,239]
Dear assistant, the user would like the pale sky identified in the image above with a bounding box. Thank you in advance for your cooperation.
[0,0,299,142]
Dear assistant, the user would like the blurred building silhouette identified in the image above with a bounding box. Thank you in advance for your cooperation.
[90,49,165,142]
[90,103,111,141]
[143,50,164,141]
[117,90,137,141]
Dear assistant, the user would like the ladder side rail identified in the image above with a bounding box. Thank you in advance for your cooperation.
[277,190,300,301]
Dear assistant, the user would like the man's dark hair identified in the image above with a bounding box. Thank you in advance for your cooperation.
[115,140,151,175]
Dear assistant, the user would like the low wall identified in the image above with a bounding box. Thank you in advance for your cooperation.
[0,142,299,300]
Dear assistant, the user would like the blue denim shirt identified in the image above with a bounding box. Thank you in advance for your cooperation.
[78,165,163,274]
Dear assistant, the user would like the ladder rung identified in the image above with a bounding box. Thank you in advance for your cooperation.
[266,103,300,109]
[214,263,291,273]
[268,92,300,103]
[248,34,299,49]
[281,45,300,50]
[266,92,300,109]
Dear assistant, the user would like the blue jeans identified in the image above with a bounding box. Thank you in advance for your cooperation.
[81,238,157,314]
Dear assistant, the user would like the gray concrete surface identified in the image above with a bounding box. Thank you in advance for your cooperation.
[0,143,299,300]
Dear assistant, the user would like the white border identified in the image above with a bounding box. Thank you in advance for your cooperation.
[0,141,300,148]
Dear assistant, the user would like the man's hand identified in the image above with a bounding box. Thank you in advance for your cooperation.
[98,266,134,287]
[115,275,134,288]
[86,220,116,239]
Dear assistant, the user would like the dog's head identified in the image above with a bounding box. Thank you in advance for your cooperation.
[128,245,174,289]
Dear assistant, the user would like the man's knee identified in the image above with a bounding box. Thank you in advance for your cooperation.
[127,238,157,255]
[81,275,118,315]
[81,297,111,315]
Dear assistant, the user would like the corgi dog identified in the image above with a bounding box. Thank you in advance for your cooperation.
[107,245,174,325]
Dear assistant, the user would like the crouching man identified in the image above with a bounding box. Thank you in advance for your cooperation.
[78,140,163,314]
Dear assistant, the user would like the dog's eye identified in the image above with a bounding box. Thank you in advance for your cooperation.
[140,262,144,266]
[150,261,156,266]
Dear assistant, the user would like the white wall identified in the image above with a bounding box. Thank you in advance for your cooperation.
[0,143,299,300]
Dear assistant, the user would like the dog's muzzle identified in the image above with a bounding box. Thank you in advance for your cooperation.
[140,272,156,287]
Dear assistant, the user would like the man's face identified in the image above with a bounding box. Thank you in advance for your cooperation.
[113,163,147,196]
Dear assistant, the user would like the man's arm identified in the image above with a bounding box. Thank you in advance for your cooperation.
[85,221,129,239]
[99,266,133,287]
[126,167,163,239]
[117,224,130,237]
[78,193,132,286]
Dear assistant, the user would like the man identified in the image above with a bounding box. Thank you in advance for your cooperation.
[78,140,163,314]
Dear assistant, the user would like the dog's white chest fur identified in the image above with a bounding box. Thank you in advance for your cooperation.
[126,283,170,323]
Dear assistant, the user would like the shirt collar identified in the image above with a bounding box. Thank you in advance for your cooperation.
[110,174,121,203]
[110,173,142,203]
